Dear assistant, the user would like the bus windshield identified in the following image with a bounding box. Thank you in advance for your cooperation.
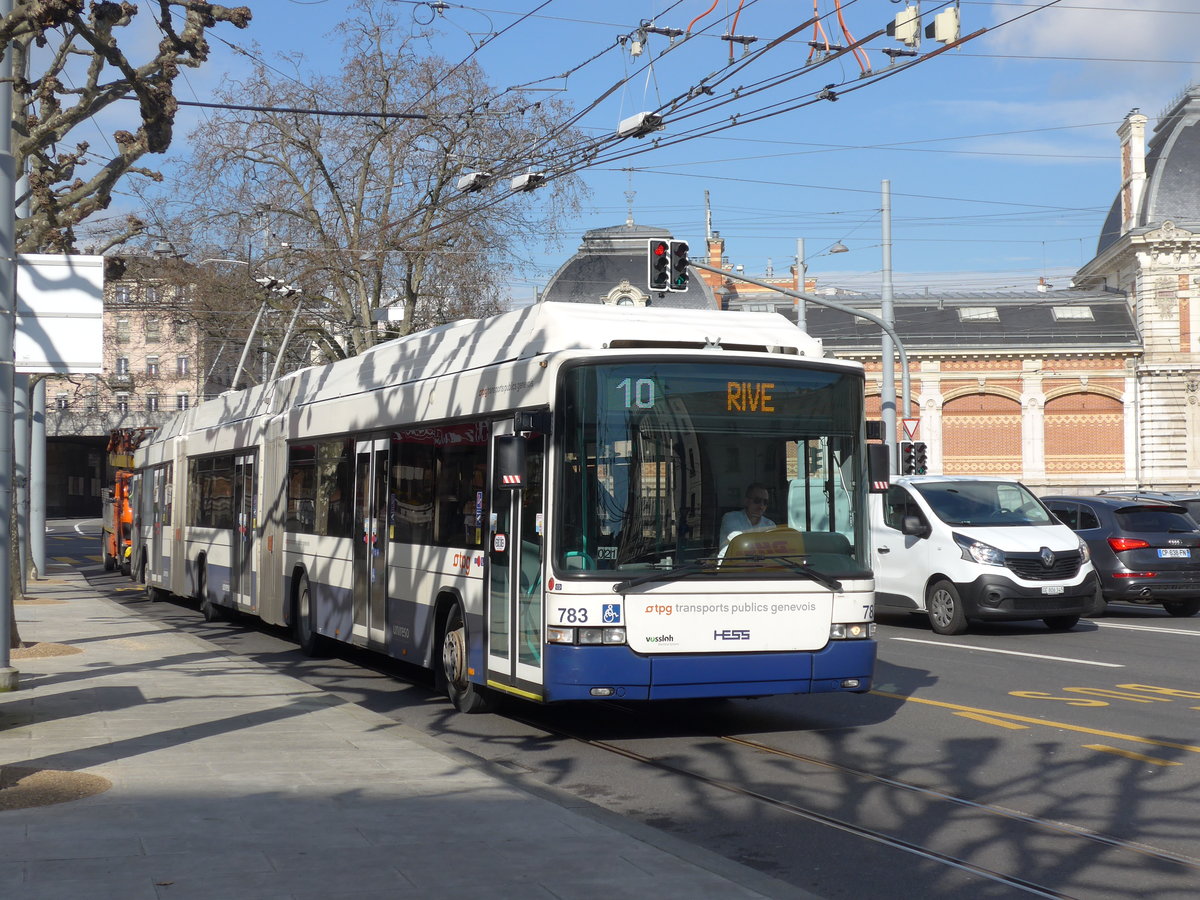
[555,360,870,580]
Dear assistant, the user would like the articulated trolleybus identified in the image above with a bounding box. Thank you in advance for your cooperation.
[133,303,877,711]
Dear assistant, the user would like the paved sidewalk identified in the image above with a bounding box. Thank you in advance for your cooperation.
[1,568,814,900]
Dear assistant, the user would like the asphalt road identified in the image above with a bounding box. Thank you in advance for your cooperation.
[33,519,1200,899]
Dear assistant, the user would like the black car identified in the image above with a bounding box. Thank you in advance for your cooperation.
[1098,489,1200,525]
[1042,495,1200,617]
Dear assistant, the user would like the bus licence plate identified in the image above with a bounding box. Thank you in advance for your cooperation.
[1041,586,1064,594]
[1158,548,1191,558]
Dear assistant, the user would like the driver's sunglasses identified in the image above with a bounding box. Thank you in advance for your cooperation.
[749,496,769,504]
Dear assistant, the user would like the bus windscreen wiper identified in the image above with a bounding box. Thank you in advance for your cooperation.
[613,555,842,592]
[717,555,843,591]
[612,563,714,593]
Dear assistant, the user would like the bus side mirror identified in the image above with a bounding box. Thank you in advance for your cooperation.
[495,435,526,490]
[867,443,891,493]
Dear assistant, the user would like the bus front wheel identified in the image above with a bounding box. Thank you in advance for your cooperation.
[439,602,491,714]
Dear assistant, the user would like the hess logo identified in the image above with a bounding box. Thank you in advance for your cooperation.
[714,629,750,640]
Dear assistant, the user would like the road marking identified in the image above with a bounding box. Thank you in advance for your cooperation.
[955,711,1028,730]
[872,690,1200,755]
[1083,745,1181,767]
[1093,621,1200,637]
[891,637,1124,667]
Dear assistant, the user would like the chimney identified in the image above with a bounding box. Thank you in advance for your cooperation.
[707,230,725,267]
[1117,108,1148,234]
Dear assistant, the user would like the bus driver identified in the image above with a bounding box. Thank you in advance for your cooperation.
[719,482,776,549]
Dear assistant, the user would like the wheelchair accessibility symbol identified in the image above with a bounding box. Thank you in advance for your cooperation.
[602,603,621,624]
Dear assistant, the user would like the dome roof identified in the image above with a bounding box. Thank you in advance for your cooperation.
[1099,86,1200,254]
[540,222,715,309]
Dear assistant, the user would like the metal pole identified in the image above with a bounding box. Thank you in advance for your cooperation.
[0,0,21,689]
[30,377,44,577]
[795,238,807,332]
[14,373,27,592]
[690,260,912,414]
[881,180,897,461]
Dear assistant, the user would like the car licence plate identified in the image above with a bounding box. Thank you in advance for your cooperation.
[1041,585,1065,594]
[1158,548,1191,558]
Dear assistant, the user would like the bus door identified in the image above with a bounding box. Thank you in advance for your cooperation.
[229,452,256,608]
[486,421,545,698]
[352,436,390,647]
[150,464,167,579]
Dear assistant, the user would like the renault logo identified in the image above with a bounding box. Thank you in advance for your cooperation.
[1040,547,1056,568]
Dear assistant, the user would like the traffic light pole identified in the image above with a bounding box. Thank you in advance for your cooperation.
[689,260,912,440]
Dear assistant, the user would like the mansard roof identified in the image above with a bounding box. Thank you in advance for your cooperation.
[749,289,1139,354]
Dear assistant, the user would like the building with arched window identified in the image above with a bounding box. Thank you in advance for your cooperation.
[690,86,1200,493]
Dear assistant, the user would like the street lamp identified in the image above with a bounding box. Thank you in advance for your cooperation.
[794,239,850,331]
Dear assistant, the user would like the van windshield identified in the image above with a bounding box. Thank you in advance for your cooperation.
[914,480,1055,527]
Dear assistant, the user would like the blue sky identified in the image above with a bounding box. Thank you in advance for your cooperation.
[154,1,1200,303]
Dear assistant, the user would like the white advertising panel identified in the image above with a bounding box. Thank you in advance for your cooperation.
[15,253,105,374]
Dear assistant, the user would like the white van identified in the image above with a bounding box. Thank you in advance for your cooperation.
[871,475,1100,634]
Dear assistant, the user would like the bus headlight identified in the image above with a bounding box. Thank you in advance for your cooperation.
[546,626,627,645]
[830,622,875,640]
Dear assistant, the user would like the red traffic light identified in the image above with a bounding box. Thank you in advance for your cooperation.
[648,239,671,291]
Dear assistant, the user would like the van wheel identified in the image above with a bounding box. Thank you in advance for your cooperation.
[1043,615,1080,631]
[439,602,492,714]
[1163,599,1200,617]
[927,580,968,635]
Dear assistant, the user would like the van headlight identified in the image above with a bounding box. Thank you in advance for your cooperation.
[1077,537,1091,563]
[953,532,1005,567]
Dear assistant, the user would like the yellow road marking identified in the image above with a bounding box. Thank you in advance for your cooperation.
[1083,745,1181,767]
[872,690,1200,755]
[954,711,1029,730]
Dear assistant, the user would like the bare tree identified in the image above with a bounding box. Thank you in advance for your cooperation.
[163,0,586,362]
[3,1,250,649]
[2,0,251,254]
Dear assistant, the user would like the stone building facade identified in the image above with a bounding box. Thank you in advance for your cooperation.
[691,86,1200,493]
[43,256,229,516]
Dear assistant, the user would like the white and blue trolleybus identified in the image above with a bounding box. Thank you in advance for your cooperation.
[133,303,878,711]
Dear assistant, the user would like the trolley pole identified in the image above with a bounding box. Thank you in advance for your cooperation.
[690,260,911,424]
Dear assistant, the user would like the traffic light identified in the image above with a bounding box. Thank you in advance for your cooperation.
[912,440,928,475]
[668,239,690,291]
[900,440,916,475]
[648,239,670,292]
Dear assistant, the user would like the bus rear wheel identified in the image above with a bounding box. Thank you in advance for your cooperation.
[294,576,325,657]
[440,602,491,714]
[197,561,223,622]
